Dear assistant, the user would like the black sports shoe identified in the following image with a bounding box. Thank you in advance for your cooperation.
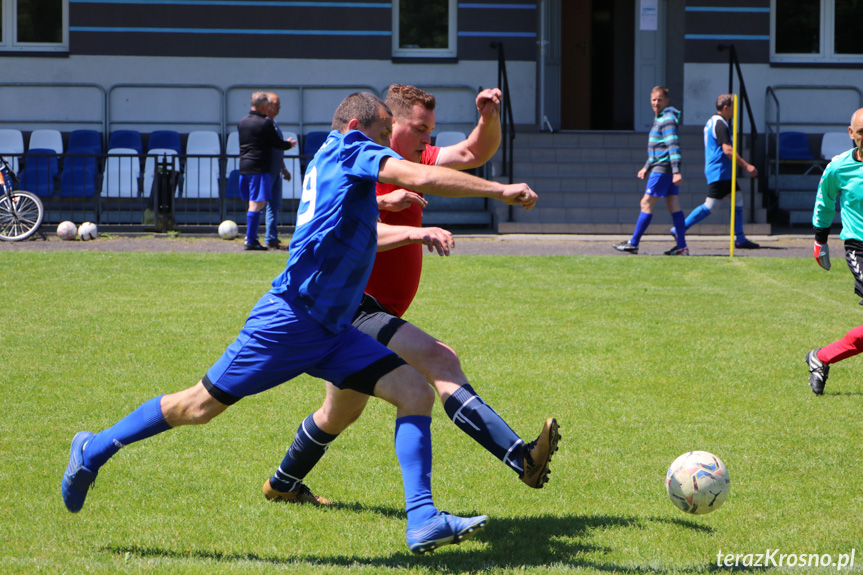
[244,241,268,251]
[735,239,760,249]
[805,349,829,395]
[664,245,689,256]
[613,241,638,254]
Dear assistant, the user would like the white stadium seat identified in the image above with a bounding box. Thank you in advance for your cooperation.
[0,129,25,173]
[29,129,64,154]
[183,130,221,198]
[101,148,141,198]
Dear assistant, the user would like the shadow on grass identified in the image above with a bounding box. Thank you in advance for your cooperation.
[105,506,741,573]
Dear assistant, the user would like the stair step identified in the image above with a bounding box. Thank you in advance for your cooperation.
[498,222,772,235]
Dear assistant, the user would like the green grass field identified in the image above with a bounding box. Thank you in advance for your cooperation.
[1,251,861,574]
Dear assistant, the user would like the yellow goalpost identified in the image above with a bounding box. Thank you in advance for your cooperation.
[729,93,739,258]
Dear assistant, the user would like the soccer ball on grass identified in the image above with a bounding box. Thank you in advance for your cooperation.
[218,220,238,240]
[78,222,99,241]
[666,451,730,515]
[57,221,78,240]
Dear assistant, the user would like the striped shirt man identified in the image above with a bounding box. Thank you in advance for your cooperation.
[643,105,682,176]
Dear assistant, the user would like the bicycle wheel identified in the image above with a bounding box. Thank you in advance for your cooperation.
[0,191,45,241]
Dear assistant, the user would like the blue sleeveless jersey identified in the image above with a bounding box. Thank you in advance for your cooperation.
[270,130,401,333]
[703,114,732,184]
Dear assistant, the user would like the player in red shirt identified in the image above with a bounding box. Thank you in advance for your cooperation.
[263,85,558,509]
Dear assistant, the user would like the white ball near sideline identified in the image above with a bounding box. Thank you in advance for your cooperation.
[218,220,238,240]
[57,221,78,241]
[78,222,99,241]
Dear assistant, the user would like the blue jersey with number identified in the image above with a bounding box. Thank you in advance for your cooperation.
[704,114,732,184]
[270,130,401,333]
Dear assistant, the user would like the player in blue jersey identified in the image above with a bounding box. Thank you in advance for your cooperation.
[261,85,556,514]
[614,86,688,255]
[61,92,537,554]
[670,94,760,249]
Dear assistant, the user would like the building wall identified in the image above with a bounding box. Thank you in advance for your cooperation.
[2,55,537,134]
[68,0,537,61]
[681,0,863,133]
[2,0,539,132]
[684,63,863,132]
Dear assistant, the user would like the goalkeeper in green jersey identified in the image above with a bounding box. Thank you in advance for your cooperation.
[812,107,863,297]
[806,108,863,394]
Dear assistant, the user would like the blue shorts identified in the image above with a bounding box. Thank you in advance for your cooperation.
[239,173,272,202]
[644,172,679,198]
[203,292,405,404]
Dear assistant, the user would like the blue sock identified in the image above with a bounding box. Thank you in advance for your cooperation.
[245,211,261,244]
[630,212,653,246]
[444,384,525,476]
[82,396,171,471]
[734,207,745,239]
[271,414,338,491]
[671,211,687,248]
[684,204,712,229]
[395,416,437,528]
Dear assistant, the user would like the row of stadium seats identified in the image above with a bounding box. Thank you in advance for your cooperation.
[777,130,854,162]
[0,128,314,201]
[1,128,469,202]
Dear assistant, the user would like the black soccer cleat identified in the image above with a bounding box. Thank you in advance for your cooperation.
[664,245,689,256]
[805,349,829,395]
[735,239,761,249]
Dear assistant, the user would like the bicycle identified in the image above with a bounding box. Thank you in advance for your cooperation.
[0,156,44,242]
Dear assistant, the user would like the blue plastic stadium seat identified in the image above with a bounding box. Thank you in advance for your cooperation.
[226,169,241,199]
[778,131,814,160]
[20,148,59,198]
[69,130,103,155]
[60,167,97,197]
[148,130,182,155]
[108,130,143,155]
[303,131,328,158]
[60,147,98,197]
[63,147,98,174]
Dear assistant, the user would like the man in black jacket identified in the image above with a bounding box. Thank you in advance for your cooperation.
[238,92,295,250]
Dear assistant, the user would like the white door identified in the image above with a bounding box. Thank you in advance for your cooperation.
[633,0,667,130]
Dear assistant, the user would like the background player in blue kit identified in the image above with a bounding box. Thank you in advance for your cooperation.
[670,93,760,249]
[61,92,537,554]
[614,86,688,256]
[238,91,295,250]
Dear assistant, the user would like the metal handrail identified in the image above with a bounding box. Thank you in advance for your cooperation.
[491,42,516,224]
[718,44,759,223]
[225,84,381,137]
[0,82,108,144]
[107,83,226,138]
[765,84,863,199]
[492,41,515,189]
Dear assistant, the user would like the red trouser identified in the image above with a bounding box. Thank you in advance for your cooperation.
[817,324,863,364]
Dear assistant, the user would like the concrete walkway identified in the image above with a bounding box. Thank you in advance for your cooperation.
[0,232,821,258]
